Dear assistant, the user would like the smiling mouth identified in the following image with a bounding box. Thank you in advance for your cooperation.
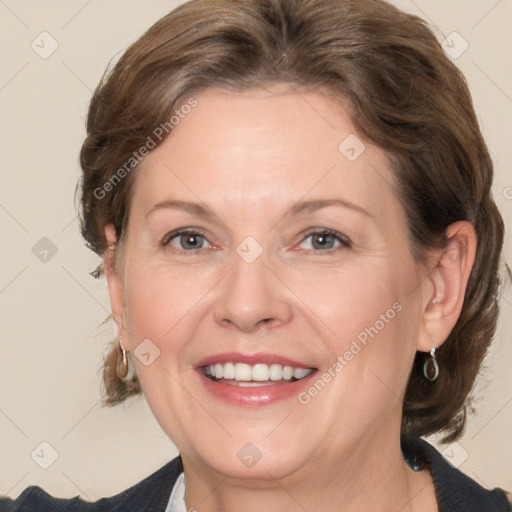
[201,362,316,387]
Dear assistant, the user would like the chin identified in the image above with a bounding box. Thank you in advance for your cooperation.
[174,429,311,482]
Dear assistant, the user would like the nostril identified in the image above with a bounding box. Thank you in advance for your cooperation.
[218,317,280,333]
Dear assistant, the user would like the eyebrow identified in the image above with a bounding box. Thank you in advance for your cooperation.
[145,198,371,220]
[146,200,212,218]
[285,198,371,219]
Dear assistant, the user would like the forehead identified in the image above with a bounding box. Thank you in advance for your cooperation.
[131,86,399,221]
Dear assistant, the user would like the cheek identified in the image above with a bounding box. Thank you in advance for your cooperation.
[287,259,410,338]
[122,260,218,347]
[303,260,419,388]
[120,264,212,444]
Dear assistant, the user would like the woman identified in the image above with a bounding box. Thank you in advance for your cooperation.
[1,0,510,510]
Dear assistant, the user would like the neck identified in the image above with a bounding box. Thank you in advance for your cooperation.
[180,430,436,512]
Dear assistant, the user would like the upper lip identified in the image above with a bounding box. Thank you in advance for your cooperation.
[195,352,316,369]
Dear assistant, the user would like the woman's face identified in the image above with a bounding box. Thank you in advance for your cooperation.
[108,87,428,480]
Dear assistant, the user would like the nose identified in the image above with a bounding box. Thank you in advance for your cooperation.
[213,252,294,333]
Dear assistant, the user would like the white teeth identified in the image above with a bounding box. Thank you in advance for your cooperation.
[269,363,283,381]
[252,364,269,381]
[283,366,294,380]
[234,363,252,381]
[293,368,311,379]
[205,362,313,382]
[223,362,235,379]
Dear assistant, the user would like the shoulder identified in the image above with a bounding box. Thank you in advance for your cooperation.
[0,456,183,512]
[0,486,93,512]
[401,435,511,512]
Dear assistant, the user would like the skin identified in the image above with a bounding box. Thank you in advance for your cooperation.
[104,86,476,512]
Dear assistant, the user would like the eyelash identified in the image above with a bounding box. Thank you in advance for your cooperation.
[161,228,351,254]
[161,228,211,254]
[297,229,352,253]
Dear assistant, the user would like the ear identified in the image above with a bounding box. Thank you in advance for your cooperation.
[104,224,127,338]
[416,221,477,353]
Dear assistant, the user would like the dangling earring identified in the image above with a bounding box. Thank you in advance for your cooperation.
[116,337,129,379]
[423,346,439,381]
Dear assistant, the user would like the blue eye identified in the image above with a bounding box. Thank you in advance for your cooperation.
[299,231,350,251]
[165,231,211,251]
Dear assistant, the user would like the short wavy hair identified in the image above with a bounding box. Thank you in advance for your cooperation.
[78,0,508,442]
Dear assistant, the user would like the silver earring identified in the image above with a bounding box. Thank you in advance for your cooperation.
[116,338,129,379]
[423,346,439,381]
[432,297,439,304]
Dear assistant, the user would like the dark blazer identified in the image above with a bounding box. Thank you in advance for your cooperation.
[1,436,510,511]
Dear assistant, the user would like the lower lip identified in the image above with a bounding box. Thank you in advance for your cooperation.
[197,369,317,406]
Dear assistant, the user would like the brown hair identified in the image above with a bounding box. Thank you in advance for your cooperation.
[79,0,507,442]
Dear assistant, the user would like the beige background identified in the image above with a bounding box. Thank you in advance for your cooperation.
[0,0,511,500]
